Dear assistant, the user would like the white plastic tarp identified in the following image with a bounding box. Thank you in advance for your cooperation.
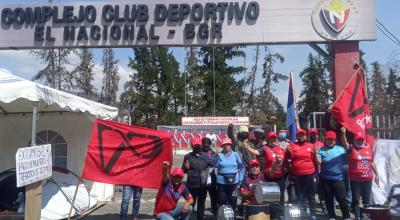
[371,139,400,216]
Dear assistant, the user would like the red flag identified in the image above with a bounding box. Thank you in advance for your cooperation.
[331,68,375,149]
[81,119,173,189]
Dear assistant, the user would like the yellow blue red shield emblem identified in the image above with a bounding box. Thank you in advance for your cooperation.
[321,0,351,32]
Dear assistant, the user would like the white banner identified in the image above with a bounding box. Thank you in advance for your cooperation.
[15,144,52,187]
[0,0,376,49]
[182,116,249,126]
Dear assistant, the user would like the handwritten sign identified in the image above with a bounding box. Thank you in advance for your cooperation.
[16,144,52,187]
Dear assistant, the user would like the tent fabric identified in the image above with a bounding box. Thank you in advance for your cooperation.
[371,139,400,216]
[0,70,118,119]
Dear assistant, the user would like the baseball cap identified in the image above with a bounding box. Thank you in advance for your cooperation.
[267,131,278,139]
[354,132,365,140]
[172,168,184,178]
[324,131,337,139]
[239,126,249,133]
[308,128,319,134]
[249,159,260,167]
[296,129,306,135]
[191,137,202,146]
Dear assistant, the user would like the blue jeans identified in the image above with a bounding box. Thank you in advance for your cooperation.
[120,185,143,219]
[156,204,193,220]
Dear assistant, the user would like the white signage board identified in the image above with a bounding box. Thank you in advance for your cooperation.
[182,116,249,126]
[0,0,376,49]
[15,144,52,187]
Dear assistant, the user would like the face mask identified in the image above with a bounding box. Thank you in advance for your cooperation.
[279,133,287,139]
[355,143,364,148]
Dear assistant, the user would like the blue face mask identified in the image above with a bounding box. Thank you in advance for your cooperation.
[279,133,287,139]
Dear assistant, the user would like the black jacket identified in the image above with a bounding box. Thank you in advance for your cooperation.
[182,151,210,189]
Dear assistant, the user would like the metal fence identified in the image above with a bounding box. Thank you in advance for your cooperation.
[307,112,400,140]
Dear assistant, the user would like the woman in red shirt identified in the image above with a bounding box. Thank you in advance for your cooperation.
[244,131,287,205]
[340,127,379,220]
[287,129,317,219]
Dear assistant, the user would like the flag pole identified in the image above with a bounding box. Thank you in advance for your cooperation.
[331,67,362,108]
[67,120,98,220]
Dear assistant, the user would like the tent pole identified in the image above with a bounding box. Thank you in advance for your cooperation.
[25,101,43,220]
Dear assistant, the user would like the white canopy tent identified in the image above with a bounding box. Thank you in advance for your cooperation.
[0,70,118,202]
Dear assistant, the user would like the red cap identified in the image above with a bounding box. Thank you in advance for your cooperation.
[308,128,319,134]
[324,131,337,139]
[172,168,184,178]
[249,159,260,167]
[296,129,306,135]
[221,137,232,146]
[191,137,202,146]
[354,132,365,140]
[267,131,278,139]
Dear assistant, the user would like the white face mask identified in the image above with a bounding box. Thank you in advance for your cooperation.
[355,143,365,148]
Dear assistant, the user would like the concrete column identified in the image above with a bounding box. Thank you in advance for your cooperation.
[331,41,360,98]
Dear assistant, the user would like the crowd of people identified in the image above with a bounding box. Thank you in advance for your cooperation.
[120,124,379,220]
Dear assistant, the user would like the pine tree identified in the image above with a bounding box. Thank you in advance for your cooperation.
[197,46,246,116]
[386,68,399,115]
[73,48,96,99]
[252,47,287,125]
[120,47,183,128]
[246,46,260,118]
[30,49,74,91]
[184,47,204,116]
[369,61,388,115]
[299,53,331,125]
[101,48,120,105]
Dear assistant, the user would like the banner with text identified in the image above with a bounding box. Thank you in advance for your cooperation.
[182,117,249,126]
[15,144,52,187]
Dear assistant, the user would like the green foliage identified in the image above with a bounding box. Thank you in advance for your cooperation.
[73,48,96,100]
[299,53,331,126]
[30,49,74,91]
[196,46,246,116]
[101,48,120,105]
[120,47,184,128]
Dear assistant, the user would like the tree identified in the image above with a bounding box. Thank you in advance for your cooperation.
[386,68,399,115]
[184,47,204,116]
[73,48,96,99]
[101,48,120,105]
[197,46,246,116]
[299,53,331,125]
[369,61,388,115]
[120,47,183,128]
[252,47,287,126]
[30,49,74,91]
[245,46,260,118]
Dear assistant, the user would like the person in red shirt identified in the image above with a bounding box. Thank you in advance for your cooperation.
[340,127,379,220]
[154,161,194,220]
[240,159,265,204]
[287,129,318,219]
[244,131,286,205]
[308,128,327,214]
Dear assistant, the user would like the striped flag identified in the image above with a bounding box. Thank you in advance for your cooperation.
[286,72,300,141]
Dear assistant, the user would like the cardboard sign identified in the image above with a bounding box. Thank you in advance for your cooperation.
[16,144,52,187]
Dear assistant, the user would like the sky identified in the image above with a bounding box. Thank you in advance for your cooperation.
[0,0,399,109]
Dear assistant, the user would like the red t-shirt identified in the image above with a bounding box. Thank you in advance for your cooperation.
[153,180,192,216]
[262,146,286,179]
[348,146,374,182]
[289,142,316,175]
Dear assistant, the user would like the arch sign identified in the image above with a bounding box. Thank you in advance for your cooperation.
[0,0,375,49]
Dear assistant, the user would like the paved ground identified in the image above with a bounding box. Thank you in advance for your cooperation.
[83,154,351,220]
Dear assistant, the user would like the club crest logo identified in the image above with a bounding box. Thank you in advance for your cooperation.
[322,0,351,32]
[312,0,359,40]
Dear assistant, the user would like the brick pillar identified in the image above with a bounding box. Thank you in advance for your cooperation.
[331,41,360,98]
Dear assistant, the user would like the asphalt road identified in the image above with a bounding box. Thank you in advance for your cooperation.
[84,153,350,220]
